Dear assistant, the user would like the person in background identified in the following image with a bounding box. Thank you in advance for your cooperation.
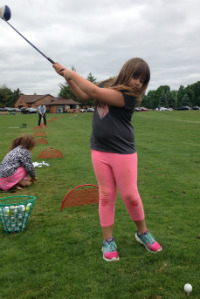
[53,57,162,262]
[0,135,37,191]
[38,103,47,126]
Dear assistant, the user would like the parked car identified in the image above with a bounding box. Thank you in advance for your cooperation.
[192,106,200,110]
[79,108,86,113]
[87,108,95,112]
[139,107,149,111]
[20,107,29,114]
[21,107,37,114]
[175,106,191,110]
[28,107,37,113]
[156,107,172,111]
[4,107,16,112]
[134,107,142,112]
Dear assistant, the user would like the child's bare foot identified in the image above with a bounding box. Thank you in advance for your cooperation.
[15,184,23,190]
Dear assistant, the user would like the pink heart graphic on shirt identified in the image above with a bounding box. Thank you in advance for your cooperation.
[97,105,109,119]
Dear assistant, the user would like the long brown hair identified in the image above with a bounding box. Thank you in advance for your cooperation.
[10,135,37,151]
[96,57,150,106]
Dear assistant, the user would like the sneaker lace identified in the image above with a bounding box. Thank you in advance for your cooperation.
[145,232,155,244]
[107,241,115,252]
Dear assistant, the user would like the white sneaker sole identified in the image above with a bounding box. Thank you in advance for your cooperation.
[103,256,120,262]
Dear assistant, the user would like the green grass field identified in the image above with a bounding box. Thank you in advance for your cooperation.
[0,111,199,299]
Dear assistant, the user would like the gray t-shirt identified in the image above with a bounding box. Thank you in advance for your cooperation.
[90,92,137,154]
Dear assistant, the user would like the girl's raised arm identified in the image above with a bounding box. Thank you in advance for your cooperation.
[53,63,125,107]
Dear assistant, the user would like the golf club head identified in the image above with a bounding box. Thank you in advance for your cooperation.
[0,5,11,21]
[0,5,55,64]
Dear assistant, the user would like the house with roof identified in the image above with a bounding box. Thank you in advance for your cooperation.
[15,94,80,113]
[43,97,80,113]
[15,94,54,109]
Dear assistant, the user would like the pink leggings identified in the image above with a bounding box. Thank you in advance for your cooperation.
[91,150,145,227]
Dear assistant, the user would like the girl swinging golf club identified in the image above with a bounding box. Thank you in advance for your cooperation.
[0,3,162,262]
[53,58,162,261]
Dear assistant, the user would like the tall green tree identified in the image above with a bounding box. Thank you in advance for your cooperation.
[184,81,200,106]
[166,90,176,108]
[58,69,97,107]
[170,90,178,107]
[58,66,77,100]
[142,86,171,109]
[0,85,15,107]
[142,90,158,109]
[159,90,168,107]
[0,85,23,107]
[87,72,97,84]
[176,85,186,107]
[182,93,191,107]
[13,88,23,104]
[58,83,76,100]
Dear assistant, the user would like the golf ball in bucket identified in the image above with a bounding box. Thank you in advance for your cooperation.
[18,205,25,212]
[0,195,35,233]
[184,283,192,294]
[0,204,27,233]
[3,207,9,214]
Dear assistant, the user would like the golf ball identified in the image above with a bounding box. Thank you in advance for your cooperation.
[18,214,23,219]
[184,283,193,293]
[3,207,9,214]
[18,205,25,212]
[6,209,13,216]
[25,206,30,213]
[13,209,18,215]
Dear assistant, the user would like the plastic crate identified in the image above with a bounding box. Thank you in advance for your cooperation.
[0,195,36,233]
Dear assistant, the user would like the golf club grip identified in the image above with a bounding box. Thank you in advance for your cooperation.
[48,57,55,64]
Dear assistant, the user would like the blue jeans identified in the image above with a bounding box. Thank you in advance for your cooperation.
[38,113,46,125]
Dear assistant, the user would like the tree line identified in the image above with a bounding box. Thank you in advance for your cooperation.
[1,72,200,109]
[59,72,200,109]
[0,85,22,108]
[142,81,200,109]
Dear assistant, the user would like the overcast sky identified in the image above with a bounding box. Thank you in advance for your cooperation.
[1,0,200,97]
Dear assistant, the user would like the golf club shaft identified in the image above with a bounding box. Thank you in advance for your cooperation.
[6,21,55,64]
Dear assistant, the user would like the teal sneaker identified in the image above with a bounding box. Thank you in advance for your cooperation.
[135,230,162,253]
[102,238,119,262]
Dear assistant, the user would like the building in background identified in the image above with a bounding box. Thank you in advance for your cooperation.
[15,95,80,113]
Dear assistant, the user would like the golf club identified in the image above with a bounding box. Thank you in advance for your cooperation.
[0,5,55,64]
